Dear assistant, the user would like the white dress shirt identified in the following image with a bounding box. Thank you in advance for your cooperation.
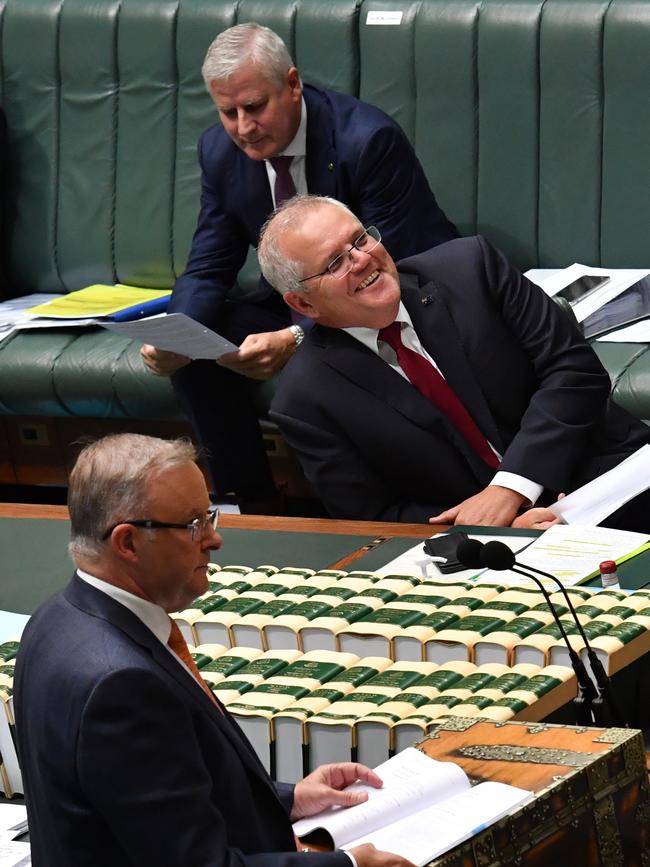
[344,303,543,505]
[76,569,198,679]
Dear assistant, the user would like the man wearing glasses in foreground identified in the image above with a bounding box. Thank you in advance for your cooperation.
[260,196,650,530]
[14,433,413,867]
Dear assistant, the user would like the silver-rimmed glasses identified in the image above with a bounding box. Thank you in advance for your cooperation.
[298,226,381,284]
[101,504,220,541]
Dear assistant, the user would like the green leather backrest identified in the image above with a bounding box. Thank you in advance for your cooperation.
[1,0,648,298]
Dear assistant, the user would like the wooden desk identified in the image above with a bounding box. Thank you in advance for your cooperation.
[0,504,439,572]
[420,719,650,866]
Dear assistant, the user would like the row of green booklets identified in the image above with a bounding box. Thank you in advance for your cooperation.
[185,642,572,783]
[172,563,650,670]
[0,635,565,803]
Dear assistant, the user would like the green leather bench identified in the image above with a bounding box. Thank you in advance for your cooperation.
[1,0,649,486]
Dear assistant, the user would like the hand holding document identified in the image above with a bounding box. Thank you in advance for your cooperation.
[293,748,531,866]
[101,313,239,360]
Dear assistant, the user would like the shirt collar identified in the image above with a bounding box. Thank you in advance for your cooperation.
[343,301,413,353]
[77,568,172,645]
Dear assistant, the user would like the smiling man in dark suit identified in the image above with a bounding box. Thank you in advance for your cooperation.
[14,433,415,867]
[260,196,650,530]
[141,23,457,512]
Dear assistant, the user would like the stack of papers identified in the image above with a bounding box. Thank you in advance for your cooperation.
[0,806,27,843]
[0,294,58,346]
[483,524,650,587]
[25,284,171,320]
[549,445,650,526]
[529,263,649,324]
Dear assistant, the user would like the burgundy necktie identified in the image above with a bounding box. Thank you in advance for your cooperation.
[269,155,297,206]
[379,321,499,469]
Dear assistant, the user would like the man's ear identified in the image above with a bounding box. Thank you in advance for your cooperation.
[286,67,302,101]
[283,290,319,320]
[109,524,140,564]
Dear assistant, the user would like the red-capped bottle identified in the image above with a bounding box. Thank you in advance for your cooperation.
[599,560,620,589]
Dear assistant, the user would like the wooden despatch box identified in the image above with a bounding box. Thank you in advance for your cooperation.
[417,719,650,867]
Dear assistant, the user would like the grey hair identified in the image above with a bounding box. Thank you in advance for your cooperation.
[258,195,355,295]
[202,23,297,89]
[68,434,198,564]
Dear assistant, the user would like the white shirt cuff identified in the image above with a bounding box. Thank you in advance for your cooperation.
[343,851,358,867]
[491,472,544,506]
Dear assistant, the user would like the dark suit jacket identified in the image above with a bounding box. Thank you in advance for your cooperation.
[270,236,649,522]
[14,575,351,867]
[168,84,458,328]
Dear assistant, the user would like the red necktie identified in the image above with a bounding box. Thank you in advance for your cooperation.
[269,155,297,206]
[379,321,499,470]
[168,618,222,710]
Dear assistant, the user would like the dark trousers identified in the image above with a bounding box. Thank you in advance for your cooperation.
[171,292,291,499]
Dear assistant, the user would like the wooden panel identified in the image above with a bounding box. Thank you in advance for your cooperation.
[419,719,650,866]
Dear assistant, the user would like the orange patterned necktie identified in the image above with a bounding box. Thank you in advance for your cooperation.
[167,618,221,710]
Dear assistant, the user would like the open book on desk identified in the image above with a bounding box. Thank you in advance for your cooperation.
[293,747,531,866]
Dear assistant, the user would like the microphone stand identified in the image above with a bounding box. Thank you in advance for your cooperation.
[507,564,599,727]
[518,560,628,728]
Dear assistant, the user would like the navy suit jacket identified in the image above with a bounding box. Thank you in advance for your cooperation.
[169,84,458,329]
[14,575,351,867]
[270,236,650,522]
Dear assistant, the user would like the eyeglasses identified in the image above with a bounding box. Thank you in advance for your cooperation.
[102,505,220,541]
[298,226,381,283]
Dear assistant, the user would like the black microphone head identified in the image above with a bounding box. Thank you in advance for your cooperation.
[481,541,516,571]
[456,538,484,568]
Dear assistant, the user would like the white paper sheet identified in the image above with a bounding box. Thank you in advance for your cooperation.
[100,313,239,359]
[0,842,30,866]
[596,319,650,342]
[549,444,650,526]
[374,533,537,581]
[0,806,27,842]
[509,524,649,586]
[0,294,59,345]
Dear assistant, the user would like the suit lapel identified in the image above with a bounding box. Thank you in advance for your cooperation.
[401,275,506,454]
[65,575,278,792]
[304,87,337,198]
[309,276,503,480]
[238,156,274,239]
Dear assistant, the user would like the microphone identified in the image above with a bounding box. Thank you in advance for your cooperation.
[457,539,599,726]
[470,539,626,727]
[456,538,483,569]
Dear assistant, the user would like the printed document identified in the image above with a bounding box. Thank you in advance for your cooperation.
[549,444,650,526]
[497,524,650,587]
[100,313,239,359]
[293,748,531,865]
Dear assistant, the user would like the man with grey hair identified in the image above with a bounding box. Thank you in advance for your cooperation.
[14,433,416,867]
[260,196,650,529]
[141,22,457,513]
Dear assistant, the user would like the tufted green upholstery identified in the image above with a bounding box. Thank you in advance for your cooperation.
[0,0,649,427]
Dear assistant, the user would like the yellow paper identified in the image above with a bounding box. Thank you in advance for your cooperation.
[26,284,171,318]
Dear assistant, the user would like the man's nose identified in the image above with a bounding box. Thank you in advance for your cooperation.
[237,110,256,138]
[349,246,372,271]
[202,528,223,552]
